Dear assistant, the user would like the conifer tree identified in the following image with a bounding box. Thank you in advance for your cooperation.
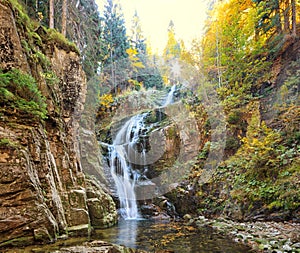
[100,0,130,92]
[130,10,146,55]
[129,11,163,90]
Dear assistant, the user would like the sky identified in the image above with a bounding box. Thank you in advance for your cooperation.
[95,0,209,54]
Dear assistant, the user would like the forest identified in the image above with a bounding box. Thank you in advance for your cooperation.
[0,0,299,252]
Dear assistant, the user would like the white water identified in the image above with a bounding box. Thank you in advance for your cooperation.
[107,86,176,219]
[108,114,148,219]
[163,84,176,106]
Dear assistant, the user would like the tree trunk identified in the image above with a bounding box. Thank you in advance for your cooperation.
[283,0,291,33]
[49,0,54,29]
[274,0,283,34]
[61,0,67,36]
[291,0,297,36]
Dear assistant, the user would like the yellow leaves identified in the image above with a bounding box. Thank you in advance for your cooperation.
[126,48,145,70]
[132,61,145,69]
[162,75,169,85]
[149,222,197,248]
[126,48,138,60]
[99,93,114,108]
[128,79,143,90]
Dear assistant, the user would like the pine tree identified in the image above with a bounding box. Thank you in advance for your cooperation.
[67,0,103,79]
[100,0,130,93]
[291,0,297,36]
[128,11,163,90]
[130,10,146,55]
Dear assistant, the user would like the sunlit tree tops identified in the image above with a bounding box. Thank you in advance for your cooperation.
[163,20,181,60]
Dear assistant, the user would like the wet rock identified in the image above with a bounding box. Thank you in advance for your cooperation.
[183,214,192,220]
[195,216,300,253]
[33,227,54,243]
[293,242,300,248]
[282,244,293,251]
[86,178,118,229]
[140,203,162,217]
[50,240,148,253]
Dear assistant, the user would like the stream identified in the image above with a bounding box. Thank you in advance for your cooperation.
[93,219,253,253]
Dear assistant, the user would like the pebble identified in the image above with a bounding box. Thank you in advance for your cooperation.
[282,244,292,251]
[293,242,300,248]
[192,215,300,253]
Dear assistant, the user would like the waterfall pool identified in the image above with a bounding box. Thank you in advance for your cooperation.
[1,220,253,252]
[93,219,253,253]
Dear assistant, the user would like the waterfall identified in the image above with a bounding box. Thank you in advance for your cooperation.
[163,84,176,106]
[108,114,148,219]
[107,87,176,220]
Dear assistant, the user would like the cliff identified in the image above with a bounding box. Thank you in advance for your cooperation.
[0,0,117,247]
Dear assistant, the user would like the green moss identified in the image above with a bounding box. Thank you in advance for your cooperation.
[0,236,34,247]
[0,68,47,120]
[0,138,18,148]
[167,126,177,139]
[47,28,80,55]
[8,0,80,60]
[8,0,33,30]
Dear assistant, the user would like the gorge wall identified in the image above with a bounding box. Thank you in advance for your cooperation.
[0,0,117,247]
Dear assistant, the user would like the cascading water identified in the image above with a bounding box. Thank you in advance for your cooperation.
[163,84,176,106]
[107,86,176,219]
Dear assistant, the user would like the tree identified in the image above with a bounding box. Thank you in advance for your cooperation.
[130,10,146,55]
[253,0,282,35]
[291,0,297,36]
[66,0,103,79]
[200,0,271,109]
[61,0,67,36]
[49,0,54,28]
[127,11,163,90]
[162,20,181,85]
[253,0,298,38]
[100,0,130,93]
[163,20,181,61]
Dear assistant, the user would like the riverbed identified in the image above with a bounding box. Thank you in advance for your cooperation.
[93,219,252,253]
[2,219,253,252]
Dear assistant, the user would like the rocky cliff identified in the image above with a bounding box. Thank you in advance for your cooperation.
[0,0,117,247]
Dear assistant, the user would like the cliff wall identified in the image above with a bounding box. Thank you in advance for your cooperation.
[0,0,117,247]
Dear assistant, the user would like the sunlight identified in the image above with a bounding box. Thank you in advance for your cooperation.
[95,0,208,54]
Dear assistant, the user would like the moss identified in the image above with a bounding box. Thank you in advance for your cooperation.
[0,236,35,247]
[8,0,33,30]
[8,0,80,61]
[0,68,48,120]
[167,125,177,139]
[47,28,80,55]
[0,138,18,148]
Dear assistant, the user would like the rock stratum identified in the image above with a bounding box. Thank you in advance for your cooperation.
[0,0,117,248]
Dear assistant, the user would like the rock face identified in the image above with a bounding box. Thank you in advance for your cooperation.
[0,1,117,248]
[86,178,118,228]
